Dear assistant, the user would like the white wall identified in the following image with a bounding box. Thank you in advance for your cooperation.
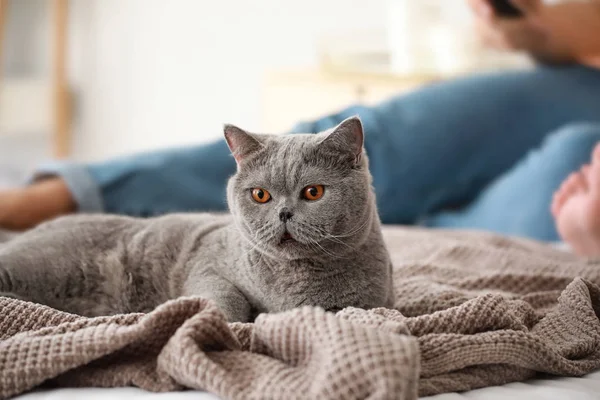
[60,0,387,160]
[8,1,498,163]
[4,0,387,161]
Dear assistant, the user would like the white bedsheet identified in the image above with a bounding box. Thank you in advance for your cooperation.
[425,370,600,400]
[14,370,600,400]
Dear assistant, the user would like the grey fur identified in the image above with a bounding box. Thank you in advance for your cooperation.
[0,117,394,322]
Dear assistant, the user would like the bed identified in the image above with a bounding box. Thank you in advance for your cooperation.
[4,226,600,400]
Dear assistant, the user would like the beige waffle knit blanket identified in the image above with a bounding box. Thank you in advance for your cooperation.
[2,227,600,400]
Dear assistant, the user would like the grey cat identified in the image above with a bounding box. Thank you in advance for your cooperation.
[0,117,394,322]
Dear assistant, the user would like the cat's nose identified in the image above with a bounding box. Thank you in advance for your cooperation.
[279,208,294,223]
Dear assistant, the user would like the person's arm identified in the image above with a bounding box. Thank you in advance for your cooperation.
[469,0,600,65]
[0,179,76,231]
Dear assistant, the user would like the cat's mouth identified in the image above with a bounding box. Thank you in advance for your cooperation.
[280,231,296,244]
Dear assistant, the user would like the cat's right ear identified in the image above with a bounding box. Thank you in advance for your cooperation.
[224,124,262,165]
[320,116,364,165]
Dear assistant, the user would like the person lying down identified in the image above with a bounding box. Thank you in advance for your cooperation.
[0,117,599,326]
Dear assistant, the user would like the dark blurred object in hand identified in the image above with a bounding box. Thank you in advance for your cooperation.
[490,0,523,18]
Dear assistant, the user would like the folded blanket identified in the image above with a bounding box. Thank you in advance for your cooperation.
[2,227,600,400]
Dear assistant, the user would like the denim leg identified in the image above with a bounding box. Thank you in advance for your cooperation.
[291,65,600,224]
[89,140,237,216]
[425,123,600,241]
[35,65,600,220]
[37,140,236,216]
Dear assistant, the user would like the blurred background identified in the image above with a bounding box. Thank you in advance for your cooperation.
[0,0,530,186]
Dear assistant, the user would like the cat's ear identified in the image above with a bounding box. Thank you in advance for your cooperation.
[224,124,262,164]
[321,116,364,164]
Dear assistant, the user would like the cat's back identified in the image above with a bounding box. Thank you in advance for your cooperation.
[23,213,146,250]
[33,212,231,235]
[35,213,141,232]
[0,212,235,316]
[7,212,233,256]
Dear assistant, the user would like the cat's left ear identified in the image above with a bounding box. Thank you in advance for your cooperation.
[224,124,263,164]
[321,116,364,164]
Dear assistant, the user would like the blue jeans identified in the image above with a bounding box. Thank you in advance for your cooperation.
[38,65,600,241]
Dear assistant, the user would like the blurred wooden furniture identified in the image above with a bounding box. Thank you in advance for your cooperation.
[53,0,70,158]
[0,0,72,159]
[0,0,6,79]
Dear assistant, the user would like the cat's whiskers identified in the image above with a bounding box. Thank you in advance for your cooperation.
[235,220,272,259]
[295,216,364,241]
[296,221,355,252]
[295,225,347,259]
[239,239,262,260]
[328,216,371,239]
[310,225,354,249]
[308,238,346,259]
[321,233,355,250]
[249,251,266,274]
[238,217,269,240]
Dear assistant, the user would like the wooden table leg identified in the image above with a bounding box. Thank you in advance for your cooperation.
[0,0,8,82]
[53,0,70,159]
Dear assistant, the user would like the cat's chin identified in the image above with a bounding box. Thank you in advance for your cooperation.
[276,237,301,251]
[271,240,313,261]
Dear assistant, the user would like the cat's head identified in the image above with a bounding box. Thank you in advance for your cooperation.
[225,117,376,261]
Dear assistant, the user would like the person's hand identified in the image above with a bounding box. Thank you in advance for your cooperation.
[0,179,76,231]
[468,0,573,62]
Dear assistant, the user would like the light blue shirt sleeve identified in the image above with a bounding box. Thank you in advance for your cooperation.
[33,161,105,213]
[30,139,235,217]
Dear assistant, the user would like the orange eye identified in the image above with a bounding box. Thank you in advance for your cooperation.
[251,188,271,203]
[303,185,324,201]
